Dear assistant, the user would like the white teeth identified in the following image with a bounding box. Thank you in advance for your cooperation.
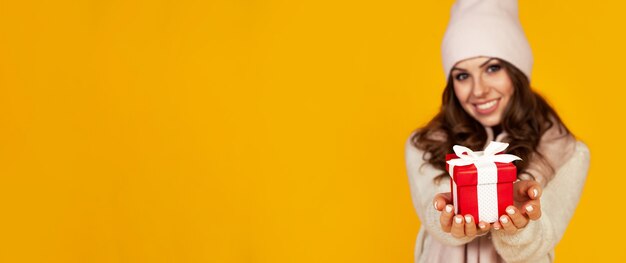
[476,100,497,110]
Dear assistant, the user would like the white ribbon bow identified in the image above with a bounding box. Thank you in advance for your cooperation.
[446,141,521,167]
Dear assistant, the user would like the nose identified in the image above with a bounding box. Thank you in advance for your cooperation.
[471,75,491,98]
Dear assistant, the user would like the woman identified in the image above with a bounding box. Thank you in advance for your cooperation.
[404,0,590,262]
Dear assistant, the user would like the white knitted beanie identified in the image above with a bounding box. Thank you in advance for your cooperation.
[441,0,533,81]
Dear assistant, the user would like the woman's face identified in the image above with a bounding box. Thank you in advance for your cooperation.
[451,57,514,127]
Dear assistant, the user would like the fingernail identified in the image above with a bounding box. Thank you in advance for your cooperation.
[533,189,538,198]
[506,207,515,215]
[526,205,534,212]
[478,222,486,229]
[445,205,453,213]
[500,216,508,224]
[434,201,438,210]
[465,215,472,223]
[494,224,500,230]
[454,216,463,224]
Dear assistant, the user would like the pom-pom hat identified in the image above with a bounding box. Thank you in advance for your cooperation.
[441,0,533,81]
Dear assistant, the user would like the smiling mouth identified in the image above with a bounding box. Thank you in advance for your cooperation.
[473,99,499,114]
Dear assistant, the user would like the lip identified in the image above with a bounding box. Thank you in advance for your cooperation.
[473,99,500,115]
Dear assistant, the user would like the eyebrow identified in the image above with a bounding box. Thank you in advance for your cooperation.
[451,58,498,72]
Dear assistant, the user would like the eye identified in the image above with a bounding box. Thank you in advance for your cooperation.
[487,64,501,73]
[455,73,469,81]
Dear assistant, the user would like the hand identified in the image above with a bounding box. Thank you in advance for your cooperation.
[492,180,543,234]
[433,192,492,238]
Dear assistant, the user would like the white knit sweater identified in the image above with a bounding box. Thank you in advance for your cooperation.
[404,131,590,263]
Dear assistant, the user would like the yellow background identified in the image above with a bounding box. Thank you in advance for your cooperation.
[0,0,623,262]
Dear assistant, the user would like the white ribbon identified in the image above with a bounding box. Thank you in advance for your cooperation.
[446,141,521,222]
[447,141,521,167]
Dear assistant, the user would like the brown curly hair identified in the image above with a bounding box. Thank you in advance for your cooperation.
[410,58,571,183]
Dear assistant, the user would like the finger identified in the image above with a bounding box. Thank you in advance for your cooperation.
[514,180,540,202]
[526,183,542,200]
[492,221,502,231]
[451,215,465,238]
[524,201,542,220]
[499,215,518,235]
[433,192,452,211]
[440,204,455,232]
[464,215,477,238]
[505,205,529,229]
[476,221,491,235]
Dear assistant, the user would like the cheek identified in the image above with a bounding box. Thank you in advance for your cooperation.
[493,75,514,95]
[500,85,515,102]
[506,85,515,96]
[453,85,470,103]
[497,85,514,112]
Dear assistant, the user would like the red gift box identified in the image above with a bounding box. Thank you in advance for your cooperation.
[445,142,520,223]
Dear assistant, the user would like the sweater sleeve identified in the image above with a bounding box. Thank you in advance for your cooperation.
[490,141,591,263]
[404,132,475,246]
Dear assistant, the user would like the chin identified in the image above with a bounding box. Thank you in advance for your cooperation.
[464,105,504,127]
[475,117,502,127]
